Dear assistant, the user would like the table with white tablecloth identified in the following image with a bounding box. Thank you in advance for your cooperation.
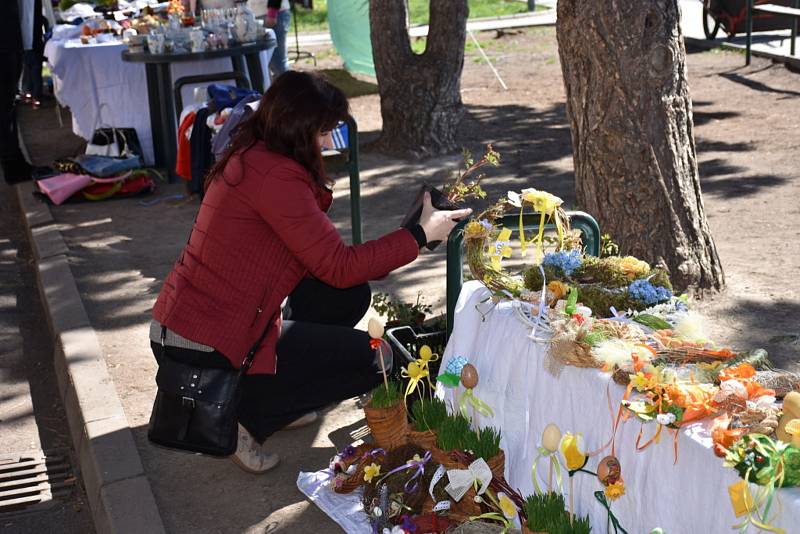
[44,35,275,166]
[437,280,800,533]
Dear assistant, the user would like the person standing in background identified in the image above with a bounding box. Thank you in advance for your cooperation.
[265,0,291,76]
[1,0,31,184]
[20,0,45,108]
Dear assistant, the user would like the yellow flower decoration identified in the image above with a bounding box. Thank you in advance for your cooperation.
[559,432,588,472]
[521,188,563,215]
[786,419,800,446]
[407,454,423,464]
[629,372,658,393]
[604,480,626,501]
[618,256,651,279]
[464,221,489,240]
[401,361,429,402]
[497,492,518,519]
[363,463,381,483]
[418,345,439,367]
[547,280,569,300]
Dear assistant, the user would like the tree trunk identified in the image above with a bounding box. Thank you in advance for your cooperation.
[556,0,724,292]
[369,0,468,157]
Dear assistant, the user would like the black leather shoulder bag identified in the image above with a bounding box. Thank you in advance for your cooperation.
[147,325,270,456]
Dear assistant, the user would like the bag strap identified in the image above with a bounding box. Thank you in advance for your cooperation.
[240,317,273,372]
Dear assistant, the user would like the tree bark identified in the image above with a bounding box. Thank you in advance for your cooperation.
[369,0,468,157]
[556,0,724,292]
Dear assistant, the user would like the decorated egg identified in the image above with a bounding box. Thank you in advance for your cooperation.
[597,455,622,485]
[460,364,479,389]
[367,318,385,339]
[541,423,562,452]
[777,391,800,443]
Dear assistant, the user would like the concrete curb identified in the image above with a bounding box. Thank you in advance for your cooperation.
[15,181,166,534]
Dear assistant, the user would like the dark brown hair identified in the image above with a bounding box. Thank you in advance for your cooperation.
[205,71,349,191]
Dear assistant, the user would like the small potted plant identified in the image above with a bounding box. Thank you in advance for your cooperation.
[408,397,448,450]
[363,381,408,450]
[372,292,432,328]
[464,426,505,480]
[521,492,591,534]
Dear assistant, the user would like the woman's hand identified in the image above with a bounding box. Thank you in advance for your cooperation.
[419,191,472,244]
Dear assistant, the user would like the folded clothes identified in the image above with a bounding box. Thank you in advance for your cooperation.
[71,154,142,177]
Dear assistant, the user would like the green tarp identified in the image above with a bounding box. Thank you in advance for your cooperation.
[327,0,376,76]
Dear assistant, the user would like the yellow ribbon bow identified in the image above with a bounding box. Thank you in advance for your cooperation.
[459,387,494,419]
[401,361,429,405]
[518,188,564,260]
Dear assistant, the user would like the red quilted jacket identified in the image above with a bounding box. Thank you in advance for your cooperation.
[152,144,419,374]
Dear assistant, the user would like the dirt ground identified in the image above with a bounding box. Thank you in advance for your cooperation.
[17,25,800,532]
[299,26,800,371]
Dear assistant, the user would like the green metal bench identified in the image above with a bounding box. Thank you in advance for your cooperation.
[323,115,362,244]
[445,211,601,338]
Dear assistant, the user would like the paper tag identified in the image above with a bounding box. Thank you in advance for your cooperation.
[432,500,451,512]
[728,480,752,518]
[429,465,446,500]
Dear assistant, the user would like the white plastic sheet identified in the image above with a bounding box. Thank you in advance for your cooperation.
[296,469,371,534]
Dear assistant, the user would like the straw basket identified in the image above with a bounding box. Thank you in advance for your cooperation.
[486,449,505,480]
[333,444,377,494]
[521,525,546,534]
[407,429,437,450]
[363,401,408,450]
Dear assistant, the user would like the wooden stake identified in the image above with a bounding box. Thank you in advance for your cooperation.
[548,458,553,493]
[377,343,389,392]
[569,476,574,525]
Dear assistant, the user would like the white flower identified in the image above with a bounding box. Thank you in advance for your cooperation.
[656,413,677,425]
[383,527,404,534]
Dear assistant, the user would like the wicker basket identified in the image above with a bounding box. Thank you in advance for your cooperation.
[363,401,409,450]
[521,525,546,534]
[333,444,378,494]
[407,429,437,450]
[486,449,505,480]
[429,446,463,470]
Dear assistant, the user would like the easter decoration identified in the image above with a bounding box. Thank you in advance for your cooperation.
[531,423,563,494]
[594,455,628,534]
[458,363,494,422]
[724,433,800,533]
[559,431,588,525]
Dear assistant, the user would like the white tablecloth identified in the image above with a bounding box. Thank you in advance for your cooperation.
[44,35,274,165]
[438,281,800,534]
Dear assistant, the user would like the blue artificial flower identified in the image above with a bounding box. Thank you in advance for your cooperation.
[541,250,583,277]
[445,356,468,376]
[628,279,673,306]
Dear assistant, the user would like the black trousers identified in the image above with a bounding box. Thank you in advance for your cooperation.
[0,51,30,184]
[152,278,382,443]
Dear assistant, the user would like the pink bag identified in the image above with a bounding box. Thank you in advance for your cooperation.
[37,172,132,205]
[37,173,93,205]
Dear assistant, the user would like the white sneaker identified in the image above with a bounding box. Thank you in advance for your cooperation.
[281,411,319,431]
[230,424,280,474]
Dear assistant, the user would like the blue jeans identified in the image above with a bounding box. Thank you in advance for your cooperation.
[269,9,291,76]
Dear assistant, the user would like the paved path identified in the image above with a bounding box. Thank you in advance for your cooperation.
[0,181,94,534]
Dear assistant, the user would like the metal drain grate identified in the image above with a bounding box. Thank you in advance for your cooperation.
[0,450,76,513]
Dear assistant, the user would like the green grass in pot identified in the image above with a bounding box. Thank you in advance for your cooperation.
[463,426,502,461]
[368,381,402,409]
[410,397,448,432]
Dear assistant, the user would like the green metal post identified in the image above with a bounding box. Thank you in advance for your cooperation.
[346,115,362,245]
[746,0,754,65]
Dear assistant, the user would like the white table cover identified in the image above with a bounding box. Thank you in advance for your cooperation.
[438,281,800,534]
[45,34,274,165]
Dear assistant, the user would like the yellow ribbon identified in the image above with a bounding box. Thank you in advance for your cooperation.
[531,446,563,494]
[401,361,428,406]
[417,345,440,389]
[460,388,494,418]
